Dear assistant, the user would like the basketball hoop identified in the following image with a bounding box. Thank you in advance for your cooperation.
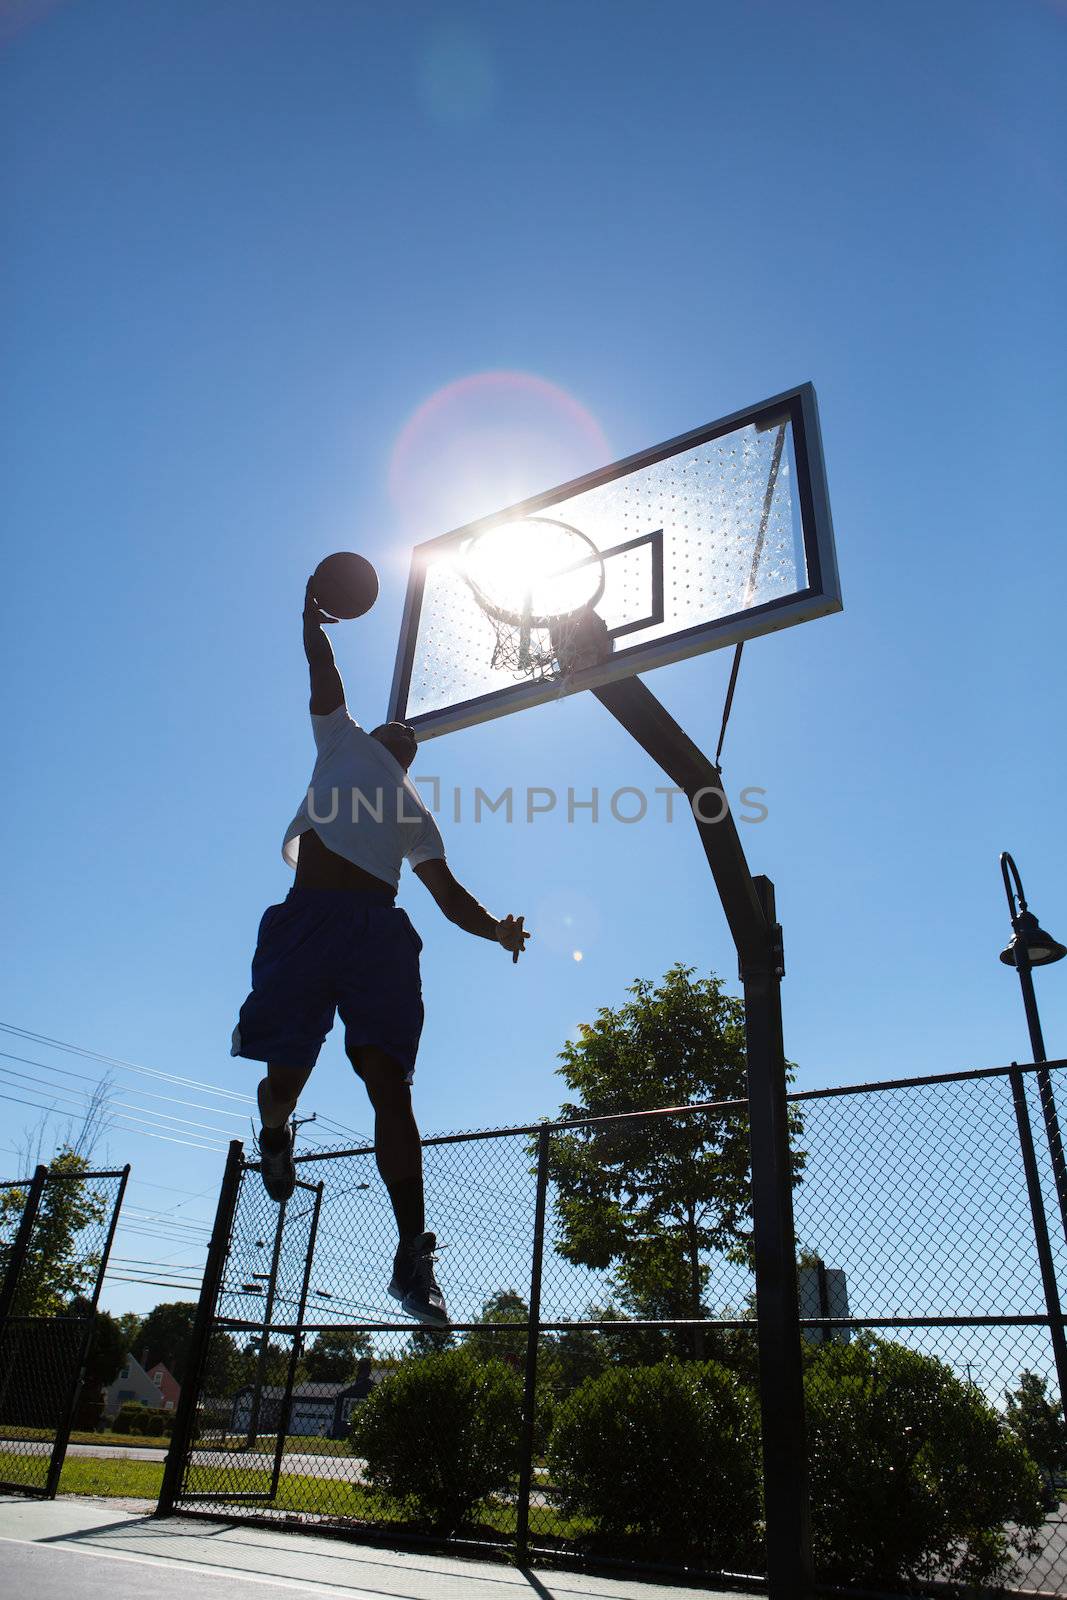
[462,517,613,685]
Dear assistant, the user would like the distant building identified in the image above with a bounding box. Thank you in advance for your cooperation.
[798,1262,851,1344]
[230,1364,376,1440]
[104,1352,180,1417]
[147,1361,181,1410]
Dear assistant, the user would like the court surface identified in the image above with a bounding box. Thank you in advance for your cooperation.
[0,1497,737,1600]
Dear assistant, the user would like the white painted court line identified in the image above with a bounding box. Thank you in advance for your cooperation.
[0,1534,419,1599]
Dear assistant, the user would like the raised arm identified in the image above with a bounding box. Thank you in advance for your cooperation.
[413,859,530,963]
[304,576,345,715]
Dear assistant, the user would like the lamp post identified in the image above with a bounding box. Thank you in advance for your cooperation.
[1000,852,1067,1247]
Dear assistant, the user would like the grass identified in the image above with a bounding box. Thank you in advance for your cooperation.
[1,1429,356,1454]
[202,1434,351,1457]
[0,1428,169,1449]
[0,1450,165,1498]
[0,1447,589,1540]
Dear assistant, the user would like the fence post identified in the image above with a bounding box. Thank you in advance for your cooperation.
[515,1123,550,1564]
[246,1191,288,1447]
[1008,1066,1067,1415]
[158,1139,244,1516]
[270,1180,324,1498]
[0,1164,48,1324]
[45,1164,130,1499]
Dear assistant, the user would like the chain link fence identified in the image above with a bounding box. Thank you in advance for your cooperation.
[160,1061,1067,1596]
[0,1163,128,1496]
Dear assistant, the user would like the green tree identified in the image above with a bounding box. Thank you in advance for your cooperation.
[544,965,804,1332]
[409,1326,456,1358]
[114,1310,143,1355]
[70,1304,127,1428]
[138,1301,197,1382]
[1006,1370,1067,1474]
[544,1301,666,1394]
[464,1289,528,1365]
[0,1148,108,1314]
[303,1328,372,1382]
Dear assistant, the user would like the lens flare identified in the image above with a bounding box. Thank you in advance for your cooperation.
[389,370,611,538]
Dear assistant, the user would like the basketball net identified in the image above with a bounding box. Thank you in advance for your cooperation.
[482,603,613,686]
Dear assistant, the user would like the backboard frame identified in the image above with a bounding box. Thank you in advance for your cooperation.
[388,382,840,740]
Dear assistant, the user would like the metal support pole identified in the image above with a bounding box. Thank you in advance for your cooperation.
[45,1164,130,1499]
[247,1188,288,1448]
[1013,945,1067,1252]
[158,1139,244,1516]
[743,877,813,1596]
[516,1124,550,1562]
[593,677,813,1598]
[1008,1066,1067,1416]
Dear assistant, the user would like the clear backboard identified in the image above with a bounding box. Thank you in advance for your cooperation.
[388,383,840,740]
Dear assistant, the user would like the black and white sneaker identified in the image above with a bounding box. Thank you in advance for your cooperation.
[388,1231,450,1326]
[256,1124,296,1204]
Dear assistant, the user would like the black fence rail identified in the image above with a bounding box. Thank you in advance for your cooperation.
[0,1163,128,1496]
[160,1061,1067,1597]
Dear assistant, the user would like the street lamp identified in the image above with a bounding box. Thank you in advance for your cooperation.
[1000,852,1067,1245]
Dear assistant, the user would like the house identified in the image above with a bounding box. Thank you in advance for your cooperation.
[103,1352,180,1418]
[230,1365,376,1440]
[147,1361,181,1410]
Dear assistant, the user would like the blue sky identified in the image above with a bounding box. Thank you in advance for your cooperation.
[2,0,1065,1317]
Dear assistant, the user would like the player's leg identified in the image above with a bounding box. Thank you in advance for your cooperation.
[258,1063,315,1131]
[350,1045,448,1326]
[255,1063,315,1202]
[231,895,337,1204]
[353,1046,424,1227]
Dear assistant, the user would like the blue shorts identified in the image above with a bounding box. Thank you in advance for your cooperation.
[231,889,424,1082]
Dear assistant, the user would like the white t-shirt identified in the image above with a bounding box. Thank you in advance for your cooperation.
[282,705,445,890]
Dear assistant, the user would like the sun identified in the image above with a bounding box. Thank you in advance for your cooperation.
[462,518,603,624]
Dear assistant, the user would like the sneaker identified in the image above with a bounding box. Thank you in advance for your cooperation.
[256,1124,296,1203]
[388,1231,450,1326]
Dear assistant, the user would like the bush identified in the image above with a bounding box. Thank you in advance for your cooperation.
[110,1402,171,1437]
[806,1339,1045,1588]
[546,1359,761,1568]
[348,1347,522,1532]
[110,1403,143,1434]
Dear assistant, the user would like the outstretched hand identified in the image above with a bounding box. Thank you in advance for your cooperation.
[496,914,530,964]
[304,575,340,628]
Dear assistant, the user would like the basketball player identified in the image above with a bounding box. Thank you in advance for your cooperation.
[231,579,529,1325]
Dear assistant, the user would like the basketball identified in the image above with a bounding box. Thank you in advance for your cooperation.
[311,552,380,620]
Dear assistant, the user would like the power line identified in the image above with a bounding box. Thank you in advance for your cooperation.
[106,1275,202,1292]
[0,1049,248,1121]
[0,1064,237,1140]
[0,1020,254,1105]
[0,1088,227,1152]
[126,1178,218,1202]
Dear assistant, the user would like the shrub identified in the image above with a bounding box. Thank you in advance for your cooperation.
[348,1347,522,1532]
[806,1338,1045,1588]
[546,1359,761,1568]
[110,1402,171,1437]
[110,1402,144,1434]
